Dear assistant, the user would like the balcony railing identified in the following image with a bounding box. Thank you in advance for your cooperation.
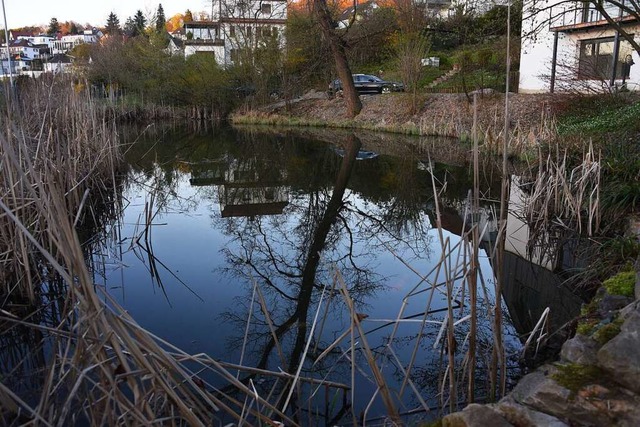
[548,2,631,31]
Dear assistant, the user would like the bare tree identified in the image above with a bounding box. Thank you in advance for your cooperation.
[313,0,362,118]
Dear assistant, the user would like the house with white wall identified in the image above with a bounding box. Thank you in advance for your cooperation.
[4,39,48,61]
[520,0,640,92]
[184,0,287,66]
[51,29,103,54]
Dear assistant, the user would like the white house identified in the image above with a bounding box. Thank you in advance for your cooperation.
[43,54,73,73]
[7,39,45,60]
[184,0,287,66]
[520,0,640,92]
[51,29,103,54]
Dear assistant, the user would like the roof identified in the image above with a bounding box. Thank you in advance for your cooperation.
[184,20,220,28]
[339,0,380,22]
[10,30,34,38]
[169,36,184,48]
[9,39,35,48]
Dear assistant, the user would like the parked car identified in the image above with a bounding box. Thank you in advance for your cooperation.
[328,74,404,96]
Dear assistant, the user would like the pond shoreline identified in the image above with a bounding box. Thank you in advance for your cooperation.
[231,91,559,157]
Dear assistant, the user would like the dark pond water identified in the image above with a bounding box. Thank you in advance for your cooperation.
[89,125,581,424]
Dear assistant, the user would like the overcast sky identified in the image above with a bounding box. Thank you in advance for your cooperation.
[3,0,209,29]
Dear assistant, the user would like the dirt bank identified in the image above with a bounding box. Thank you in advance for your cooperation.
[242,92,560,145]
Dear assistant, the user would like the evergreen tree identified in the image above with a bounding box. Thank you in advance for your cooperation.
[133,10,147,36]
[155,4,166,33]
[123,17,136,37]
[47,17,60,36]
[184,9,194,22]
[105,12,121,35]
[69,22,79,35]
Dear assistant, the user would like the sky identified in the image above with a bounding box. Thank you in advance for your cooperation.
[3,0,210,29]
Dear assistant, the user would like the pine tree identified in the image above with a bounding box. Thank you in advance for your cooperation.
[133,10,147,36]
[123,17,136,37]
[105,12,121,35]
[69,22,79,35]
[155,4,166,33]
[184,9,194,23]
[47,17,60,36]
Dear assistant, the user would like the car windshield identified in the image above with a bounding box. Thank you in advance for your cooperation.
[355,75,383,82]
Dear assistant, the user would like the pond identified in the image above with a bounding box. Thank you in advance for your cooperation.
[89,125,580,424]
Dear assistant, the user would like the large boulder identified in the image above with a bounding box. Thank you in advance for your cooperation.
[442,404,512,427]
[495,396,568,427]
[509,367,613,425]
[597,319,640,394]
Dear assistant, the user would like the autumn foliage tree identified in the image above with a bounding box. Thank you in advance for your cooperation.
[166,13,184,32]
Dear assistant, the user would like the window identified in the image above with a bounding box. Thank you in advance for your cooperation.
[230,48,238,62]
[230,25,235,37]
[578,37,634,80]
[261,3,272,14]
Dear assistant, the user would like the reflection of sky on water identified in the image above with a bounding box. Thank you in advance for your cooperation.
[95,129,524,422]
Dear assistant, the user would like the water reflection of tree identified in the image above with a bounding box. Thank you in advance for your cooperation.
[216,135,390,423]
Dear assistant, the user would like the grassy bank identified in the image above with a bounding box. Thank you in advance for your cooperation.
[231,92,557,160]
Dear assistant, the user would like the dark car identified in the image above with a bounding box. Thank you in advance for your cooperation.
[328,74,404,96]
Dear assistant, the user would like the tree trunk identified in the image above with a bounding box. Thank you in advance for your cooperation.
[313,0,362,118]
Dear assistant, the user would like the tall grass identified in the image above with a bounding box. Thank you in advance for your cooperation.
[0,77,121,301]
[0,78,293,425]
[0,76,539,424]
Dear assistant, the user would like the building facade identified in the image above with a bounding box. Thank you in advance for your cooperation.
[519,0,640,93]
[184,0,287,65]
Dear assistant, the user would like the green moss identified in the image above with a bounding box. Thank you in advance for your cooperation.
[576,318,599,336]
[593,318,623,345]
[552,363,605,395]
[603,271,636,298]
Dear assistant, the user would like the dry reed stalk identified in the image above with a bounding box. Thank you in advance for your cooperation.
[0,77,304,426]
[518,143,601,266]
[334,270,401,425]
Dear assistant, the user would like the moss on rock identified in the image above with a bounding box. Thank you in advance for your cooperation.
[603,271,635,298]
[552,363,605,396]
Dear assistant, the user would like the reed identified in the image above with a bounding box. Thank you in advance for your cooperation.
[1,77,530,424]
[0,77,122,301]
[0,77,300,425]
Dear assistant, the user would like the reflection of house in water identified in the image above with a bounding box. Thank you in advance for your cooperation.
[501,177,582,336]
[189,157,289,218]
[441,178,582,338]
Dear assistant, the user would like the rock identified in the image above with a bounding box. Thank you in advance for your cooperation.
[496,396,568,426]
[597,329,640,393]
[621,309,640,333]
[598,292,634,316]
[509,367,612,425]
[442,404,513,427]
[620,300,640,319]
[560,334,599,365]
